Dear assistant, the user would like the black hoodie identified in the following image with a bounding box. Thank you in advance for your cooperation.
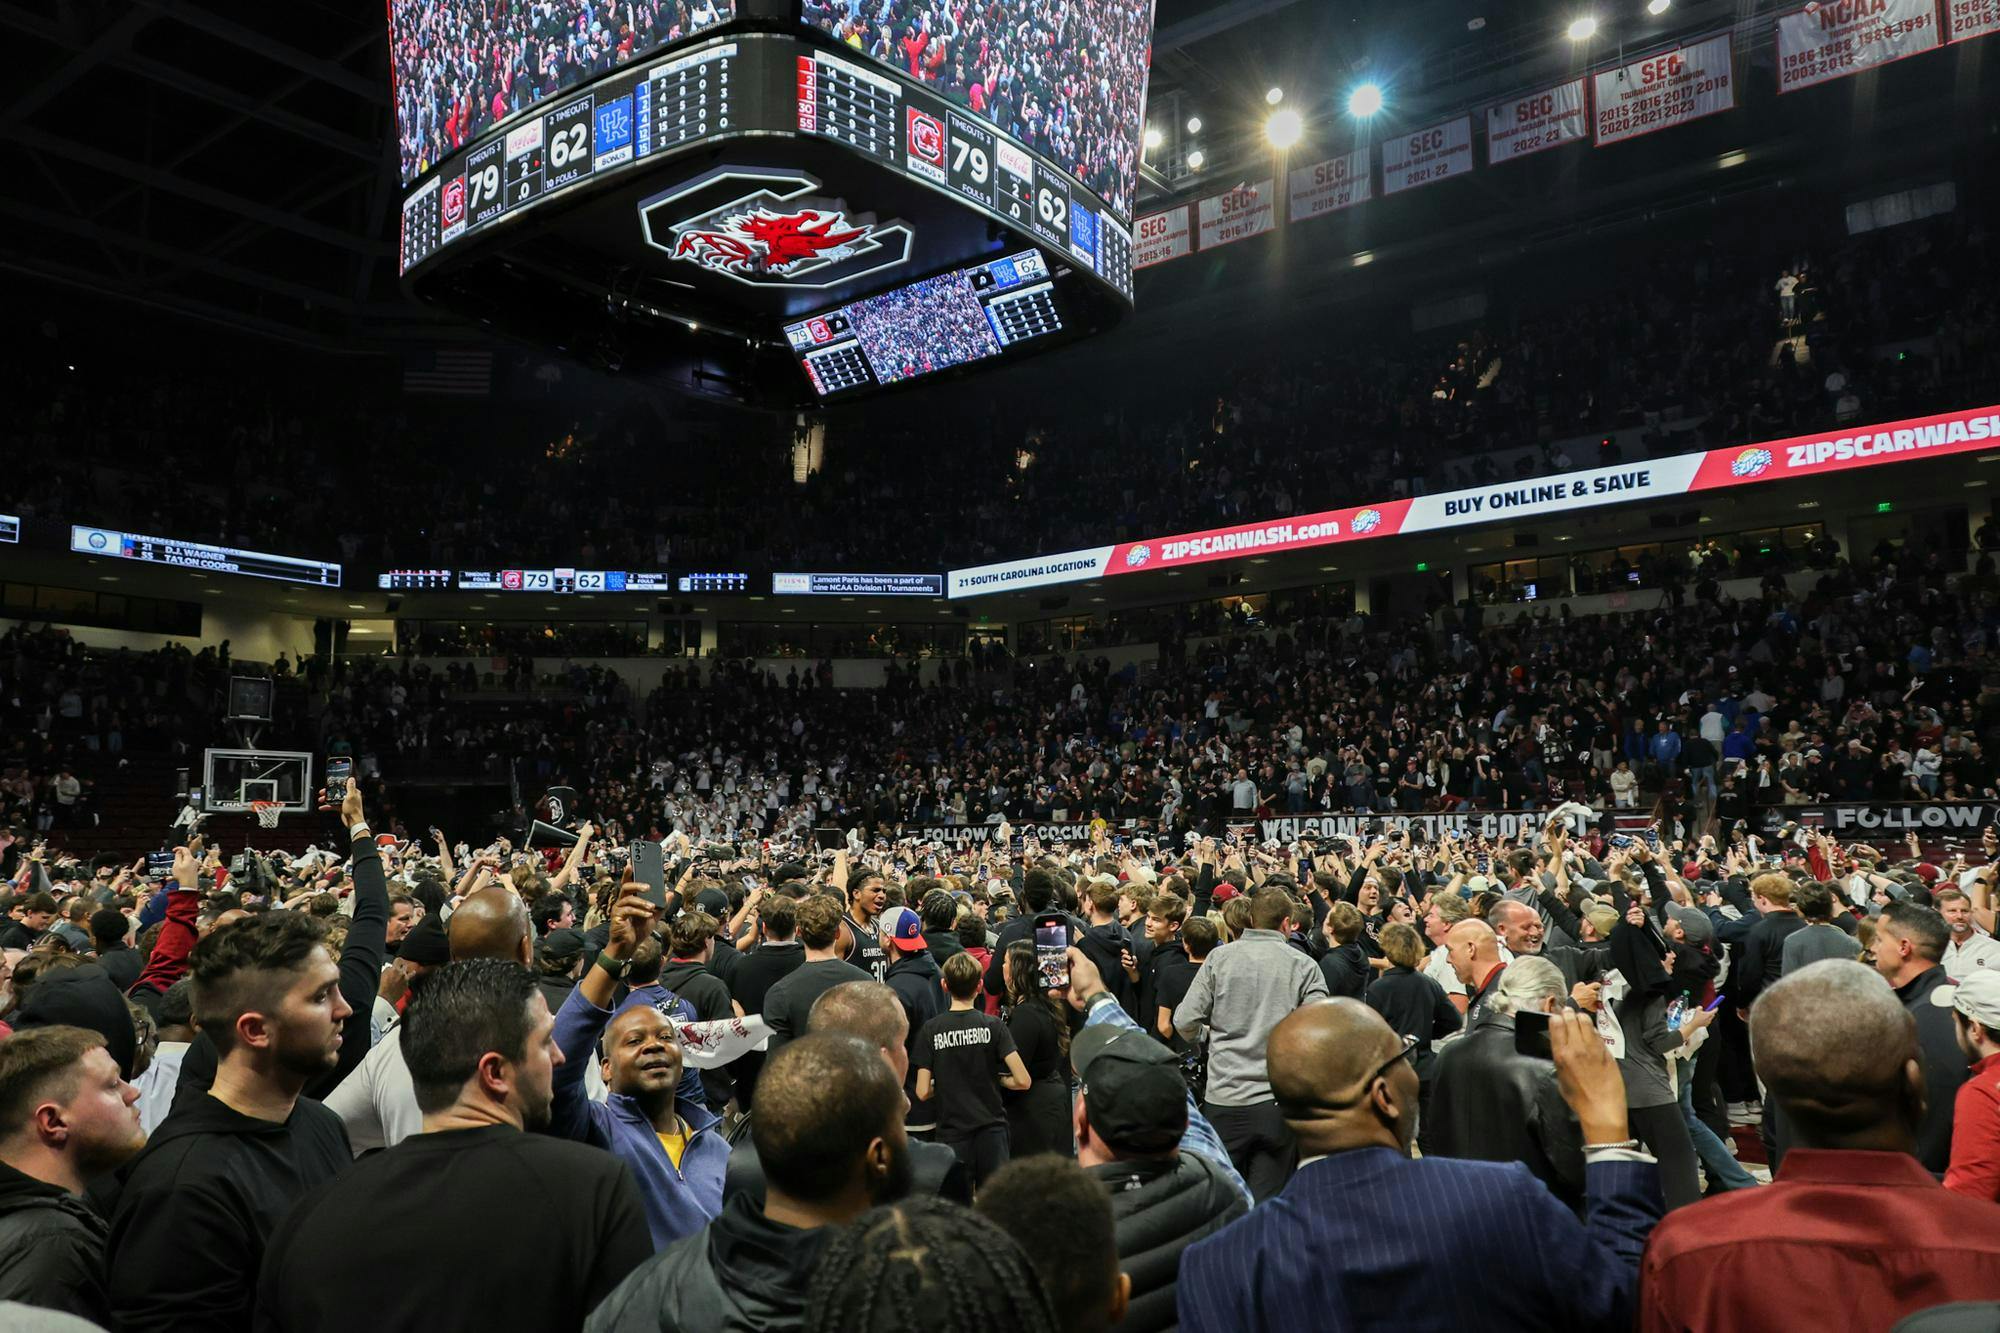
[1079,920,1139,1019]
[103,1092,351,1333]
[0,1159,110,1324]
[885,950,946,1129]
[584,1192,835,1333]
[12,963,138,1079]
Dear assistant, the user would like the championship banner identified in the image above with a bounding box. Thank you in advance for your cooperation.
[1778,0,1940,92]
[945,403,2000,597]
[1381,116,1474,195]
[1134,205,1193,268]
[1948,0,2000,43]
[1288,148,1373,221]
[1486,78,1589,164]
[1258,810,1576,843]
[1197,180,1275,249]
[1593,32,1736,145]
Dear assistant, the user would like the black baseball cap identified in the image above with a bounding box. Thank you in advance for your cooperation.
[1071,1024,1187,1154]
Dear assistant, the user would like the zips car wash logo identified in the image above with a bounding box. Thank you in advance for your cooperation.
[1125,544,1152,567]
[1350,508,1384,534]
[1730,448,1774,479]
[640,168,914,289]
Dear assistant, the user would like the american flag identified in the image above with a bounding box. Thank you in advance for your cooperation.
[401,347,491,396]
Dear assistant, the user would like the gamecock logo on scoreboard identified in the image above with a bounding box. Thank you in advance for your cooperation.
[673,207,875,277]
[640,168,915,289]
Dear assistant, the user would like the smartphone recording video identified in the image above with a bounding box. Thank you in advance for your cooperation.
[1034,912,1071,990]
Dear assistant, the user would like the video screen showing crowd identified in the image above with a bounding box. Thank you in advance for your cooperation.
[389,0,737,186]
[801,0,1155,219]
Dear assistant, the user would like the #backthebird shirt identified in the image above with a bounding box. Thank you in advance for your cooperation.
[914,1008,1017,1140]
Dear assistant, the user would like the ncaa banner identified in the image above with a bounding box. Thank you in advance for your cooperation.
[1777,0,1940,92]
[1134,205,1193,269]
[1198,180,1275,249]
[1289,148,1373,221]
[1593,32,1736,145]
[1486,78,1589,164]
[1382,116,1475,195]
[1949,0,2000,41]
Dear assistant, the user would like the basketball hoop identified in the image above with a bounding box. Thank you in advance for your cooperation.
[251,801,283,830]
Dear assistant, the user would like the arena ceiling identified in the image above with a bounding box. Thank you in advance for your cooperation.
[0,0,1776,350]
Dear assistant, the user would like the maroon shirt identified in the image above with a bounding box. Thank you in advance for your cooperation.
[1640,1148,2000,1333]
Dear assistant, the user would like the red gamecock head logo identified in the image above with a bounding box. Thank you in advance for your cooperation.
[672,207,879,279]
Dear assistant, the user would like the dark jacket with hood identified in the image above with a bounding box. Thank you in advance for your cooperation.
[1092,1152,1247,1333]
[658,956,737,1112]
[0,1159,110,1323]
[11,962,139,1079]
[922,928,964,971]
[1079,919,1139,1019]
[884,949,945,1126]
[583,1192,832,1333]
[103,1091,352,1333]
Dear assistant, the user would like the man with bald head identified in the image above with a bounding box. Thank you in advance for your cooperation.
[723,979,971,1206]
[1446,918,1508,1025]
[1638,961,2000,1332]
[1179,998,1663,1332]
[1489,899,1609,991]
[324,885,537,1153]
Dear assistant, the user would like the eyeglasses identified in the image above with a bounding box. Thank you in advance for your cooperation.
[1365,1034,1419,1087]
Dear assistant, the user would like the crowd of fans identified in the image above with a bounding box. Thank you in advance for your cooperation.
[390,0,735,185]
[802,0,1153,218]
[849,271,1002,385]
[11,202,1990,581]
[2,752,1999,1330]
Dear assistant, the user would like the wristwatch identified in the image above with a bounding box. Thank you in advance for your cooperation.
[595,952,630,980]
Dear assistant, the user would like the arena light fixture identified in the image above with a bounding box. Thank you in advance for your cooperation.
[1144,125,1163,150]
[1186,115,1203,134]
[1647,0,1671,12]
[1187,148,1207,170]
[1266,86,1284,105]
[1566,15,1599,39]
[1347,82,1384,117]
[1265,108,1304,150]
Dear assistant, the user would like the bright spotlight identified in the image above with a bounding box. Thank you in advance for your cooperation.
[1143,125,1163,150]
[1266,86,1284,106]
[1647,0,1671,12]
[1265,108,1304,150]
[1347,82,1383,117]
[1186,115,1203,134]
[1566,15,1598,39]
[1186,148,1206,170]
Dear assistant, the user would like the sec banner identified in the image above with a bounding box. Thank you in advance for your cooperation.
[1593,32,1736,145]
[1134,205,1192,268]
[1486,79,1589,164]
[1382,116,1474,194]
[1778,0,1939,92]
[1948,0,2000,42]
[1288,148,1373,221]
[1197,181,1274,249]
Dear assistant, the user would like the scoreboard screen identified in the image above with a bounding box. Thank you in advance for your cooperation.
[70,526,341,588]
[782,249,1065,396]
[377,570,453,590]
[796,0,1153,222]
[455,569,672,594]
[773,572,943,596]
[391,0,738,187]
[397,33,1132,304]
[0,513,18,544]
[678,572,749,593]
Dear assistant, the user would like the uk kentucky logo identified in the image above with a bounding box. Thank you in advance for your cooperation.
[640,168,914,289]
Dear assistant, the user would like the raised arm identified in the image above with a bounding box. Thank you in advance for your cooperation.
[320,780,388,1094]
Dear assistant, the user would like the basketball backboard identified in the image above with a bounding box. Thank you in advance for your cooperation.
[201,749,313,814]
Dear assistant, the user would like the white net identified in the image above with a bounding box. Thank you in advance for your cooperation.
[252,802,283,829]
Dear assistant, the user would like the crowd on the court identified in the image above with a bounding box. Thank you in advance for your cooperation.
[803,0,1152,218]
[390,0,735,184]
[4,749,2000,1331]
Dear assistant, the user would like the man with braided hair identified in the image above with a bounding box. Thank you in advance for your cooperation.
[800,1196,1061,1333]
[588,1032,912,1333]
